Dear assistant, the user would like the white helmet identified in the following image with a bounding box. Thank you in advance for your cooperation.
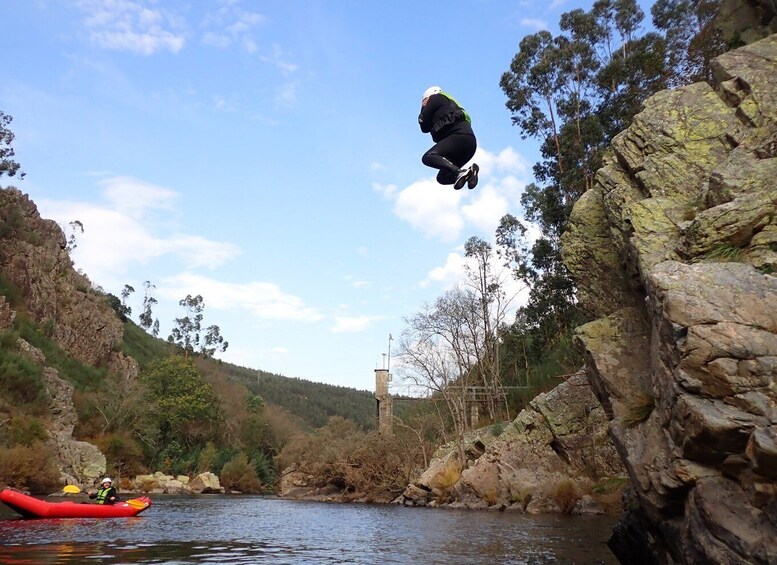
[102,477,112,484]
[422,86,442,101]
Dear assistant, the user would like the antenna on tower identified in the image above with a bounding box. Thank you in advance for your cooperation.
[387,333,393,380]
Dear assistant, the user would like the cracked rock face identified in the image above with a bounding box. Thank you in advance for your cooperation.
[562,35,777,564]
[0,187,138,380]
[1,187,140,482]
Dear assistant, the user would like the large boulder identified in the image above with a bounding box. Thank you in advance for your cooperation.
[189,472,224,494]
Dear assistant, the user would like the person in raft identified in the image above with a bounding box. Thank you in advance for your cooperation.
[418,86,479,190]
[89,477,119,505]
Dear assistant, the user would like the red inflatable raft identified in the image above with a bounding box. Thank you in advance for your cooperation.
[0,488,151,519]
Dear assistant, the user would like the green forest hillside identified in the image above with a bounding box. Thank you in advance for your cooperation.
[124,315,419,433]
[120,317,378,431]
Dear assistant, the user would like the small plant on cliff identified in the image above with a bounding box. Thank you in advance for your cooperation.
[0,274,24,306]
[703,244,744,262]
[481,487,499,507]
[621,390,655,428]
[552,479,579,514]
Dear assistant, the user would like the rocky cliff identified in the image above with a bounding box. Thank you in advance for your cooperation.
[562,34,777,564]
[0,187,139,483]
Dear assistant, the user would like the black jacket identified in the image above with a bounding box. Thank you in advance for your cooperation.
[419,93,474,143]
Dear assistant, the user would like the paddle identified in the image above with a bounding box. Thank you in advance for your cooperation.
[63,485,81,494]
[125,498,149,510]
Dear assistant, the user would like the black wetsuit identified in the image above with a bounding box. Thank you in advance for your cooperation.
[419,92,477,185]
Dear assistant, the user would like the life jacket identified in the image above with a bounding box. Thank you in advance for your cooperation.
[95,486,113,504]
[423,92,474,142]
[440,91,471,124]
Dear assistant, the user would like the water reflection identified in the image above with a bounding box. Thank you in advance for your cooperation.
[0,495,618,564]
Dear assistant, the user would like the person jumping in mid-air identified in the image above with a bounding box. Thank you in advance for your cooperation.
[419,86,478,190]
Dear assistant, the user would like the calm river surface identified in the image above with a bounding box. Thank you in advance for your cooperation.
[0,495,619,564]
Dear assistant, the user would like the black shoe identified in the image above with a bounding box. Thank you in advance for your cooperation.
[453,169,468,190]
[467,163,479,189]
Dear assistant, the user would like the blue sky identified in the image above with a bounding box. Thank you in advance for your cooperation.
[1,0,654,392]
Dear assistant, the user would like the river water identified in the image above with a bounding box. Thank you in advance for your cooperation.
[0,495,619,564]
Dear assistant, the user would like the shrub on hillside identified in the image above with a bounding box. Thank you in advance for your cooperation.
[343,432,418,496]
[95,431,147,479]
[0,348,46,406]
[275,416,359,489]
[0,442,61,493]
[197,442,218,473]
[220,452,262,493]
[1,415,49,447]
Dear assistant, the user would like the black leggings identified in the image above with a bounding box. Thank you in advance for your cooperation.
[422,134,477,185]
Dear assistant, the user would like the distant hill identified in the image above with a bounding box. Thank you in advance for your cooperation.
[120,316,378,430]
[224,364,377,430]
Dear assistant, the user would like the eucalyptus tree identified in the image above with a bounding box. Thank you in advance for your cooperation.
[138,280,159,337]
[497,0,687,359]
[652,0,726,86]
[168,294,205,357]
[0,111,24,180]
[168,294,228,358]
[119,284,134,319]
[66,220,84,253]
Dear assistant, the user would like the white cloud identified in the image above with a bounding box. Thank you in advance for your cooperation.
[275,81,299,107]
[520,18,548,31]
[37,176,240,287]
[420,247,531,313]
[159,272,323,323]
[372,182,398,199]
[331,315,383,333]
[420,251,467,289]
[461,186,510,234]
[202,32,230,49]
[75,0,186,55]
[394,178,465,242]
[99,176,179,218]
[201,4,265,53]
[212,95,236,112]
[261,43,299,75]
[387,147,529,243]
[221,345,288,372]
